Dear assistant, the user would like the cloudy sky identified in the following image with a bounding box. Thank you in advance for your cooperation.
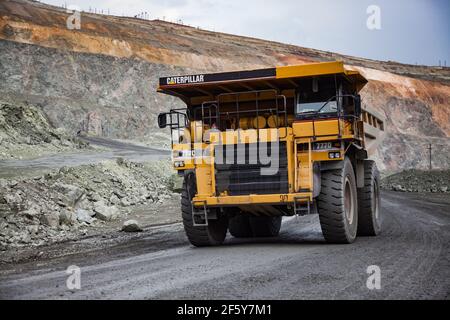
[42,0,449,66]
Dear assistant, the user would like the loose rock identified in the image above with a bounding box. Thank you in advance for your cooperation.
[40,212,60,228]
[59,209,77,225]
[76,209,94,224]
[122,220,143,232]
[94,201,120,221]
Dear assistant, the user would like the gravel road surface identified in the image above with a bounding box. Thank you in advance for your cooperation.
[0,191,449,300]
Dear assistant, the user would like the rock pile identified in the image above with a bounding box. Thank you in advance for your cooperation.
[0,100,89,160]
[381,169,450,193]
[0,159,177,250]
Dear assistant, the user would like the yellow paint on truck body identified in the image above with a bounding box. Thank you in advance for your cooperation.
[159,61,374,209]
[171,119,355,206]
[276,61,345,79]
[172,123,347,206]
[193,193,313,206]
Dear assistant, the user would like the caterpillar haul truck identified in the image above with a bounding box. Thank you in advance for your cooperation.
[157,61,385,246]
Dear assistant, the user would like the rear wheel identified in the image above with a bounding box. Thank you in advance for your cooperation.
[249,216,282,237]
[181,174,228,247]
[317,158,358,244]
[357,160,382,236]
[229,213,282,238]
[228,214,253,238]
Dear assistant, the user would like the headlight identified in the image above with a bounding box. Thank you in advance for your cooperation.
[328,152,341,159]
[174,161,185,168]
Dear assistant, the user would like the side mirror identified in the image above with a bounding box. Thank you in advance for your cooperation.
[354,95,362,117]
[158,113,168,128]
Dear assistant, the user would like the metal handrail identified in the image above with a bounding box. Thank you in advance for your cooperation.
[216,89,288,141]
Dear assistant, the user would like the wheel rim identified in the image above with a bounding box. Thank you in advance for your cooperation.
[373,180,380,221]
[344,176,355,225]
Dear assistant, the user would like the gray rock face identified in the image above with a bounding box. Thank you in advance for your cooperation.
[0,159,175,249]
[122,220,143,232]
[0,100,90,161]
[94,201,119,221]
[81,111,102,135]
[76,209,94,224]
[88,192,102,202]
[393,184,406,192]
[59,209,77,225]
[109,194,120,205]
[382,169,450,193]
[4,192,22,208]
[1,40,450,170]
[0,179,8,188]
[26,225,39,235]
[0,40,185,144]
[120,198,131,207]
[19,207,41,219]
[52,183,84,207]
[40,212,59,227]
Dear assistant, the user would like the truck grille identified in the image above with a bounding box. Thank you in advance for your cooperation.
[214,142,288,196]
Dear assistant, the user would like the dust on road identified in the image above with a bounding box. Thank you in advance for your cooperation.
[0,191,449,300]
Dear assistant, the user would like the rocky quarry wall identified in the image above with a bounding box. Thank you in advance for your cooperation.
[0,99,89,159]
[0,0,449,171]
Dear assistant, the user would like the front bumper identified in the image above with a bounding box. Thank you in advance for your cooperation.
[193,192,313,207]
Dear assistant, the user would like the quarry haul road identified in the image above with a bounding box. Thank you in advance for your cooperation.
[0,137,169,178]
[0,191,449,300]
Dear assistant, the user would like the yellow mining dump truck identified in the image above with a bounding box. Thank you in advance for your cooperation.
[157,61,385,246]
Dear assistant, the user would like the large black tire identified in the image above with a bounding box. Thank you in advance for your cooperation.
[249,216,282,237]
[181,174,228,247]
[357,160,382,236]
[228,214,253,238]
[317,158,358,244]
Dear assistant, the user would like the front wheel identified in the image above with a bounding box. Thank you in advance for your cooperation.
[317,158,358,244]
[181,174,228,247]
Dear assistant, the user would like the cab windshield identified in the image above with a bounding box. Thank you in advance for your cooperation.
[296,100,338,114]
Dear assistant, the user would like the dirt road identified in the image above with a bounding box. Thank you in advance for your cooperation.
[0,191,449,300]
